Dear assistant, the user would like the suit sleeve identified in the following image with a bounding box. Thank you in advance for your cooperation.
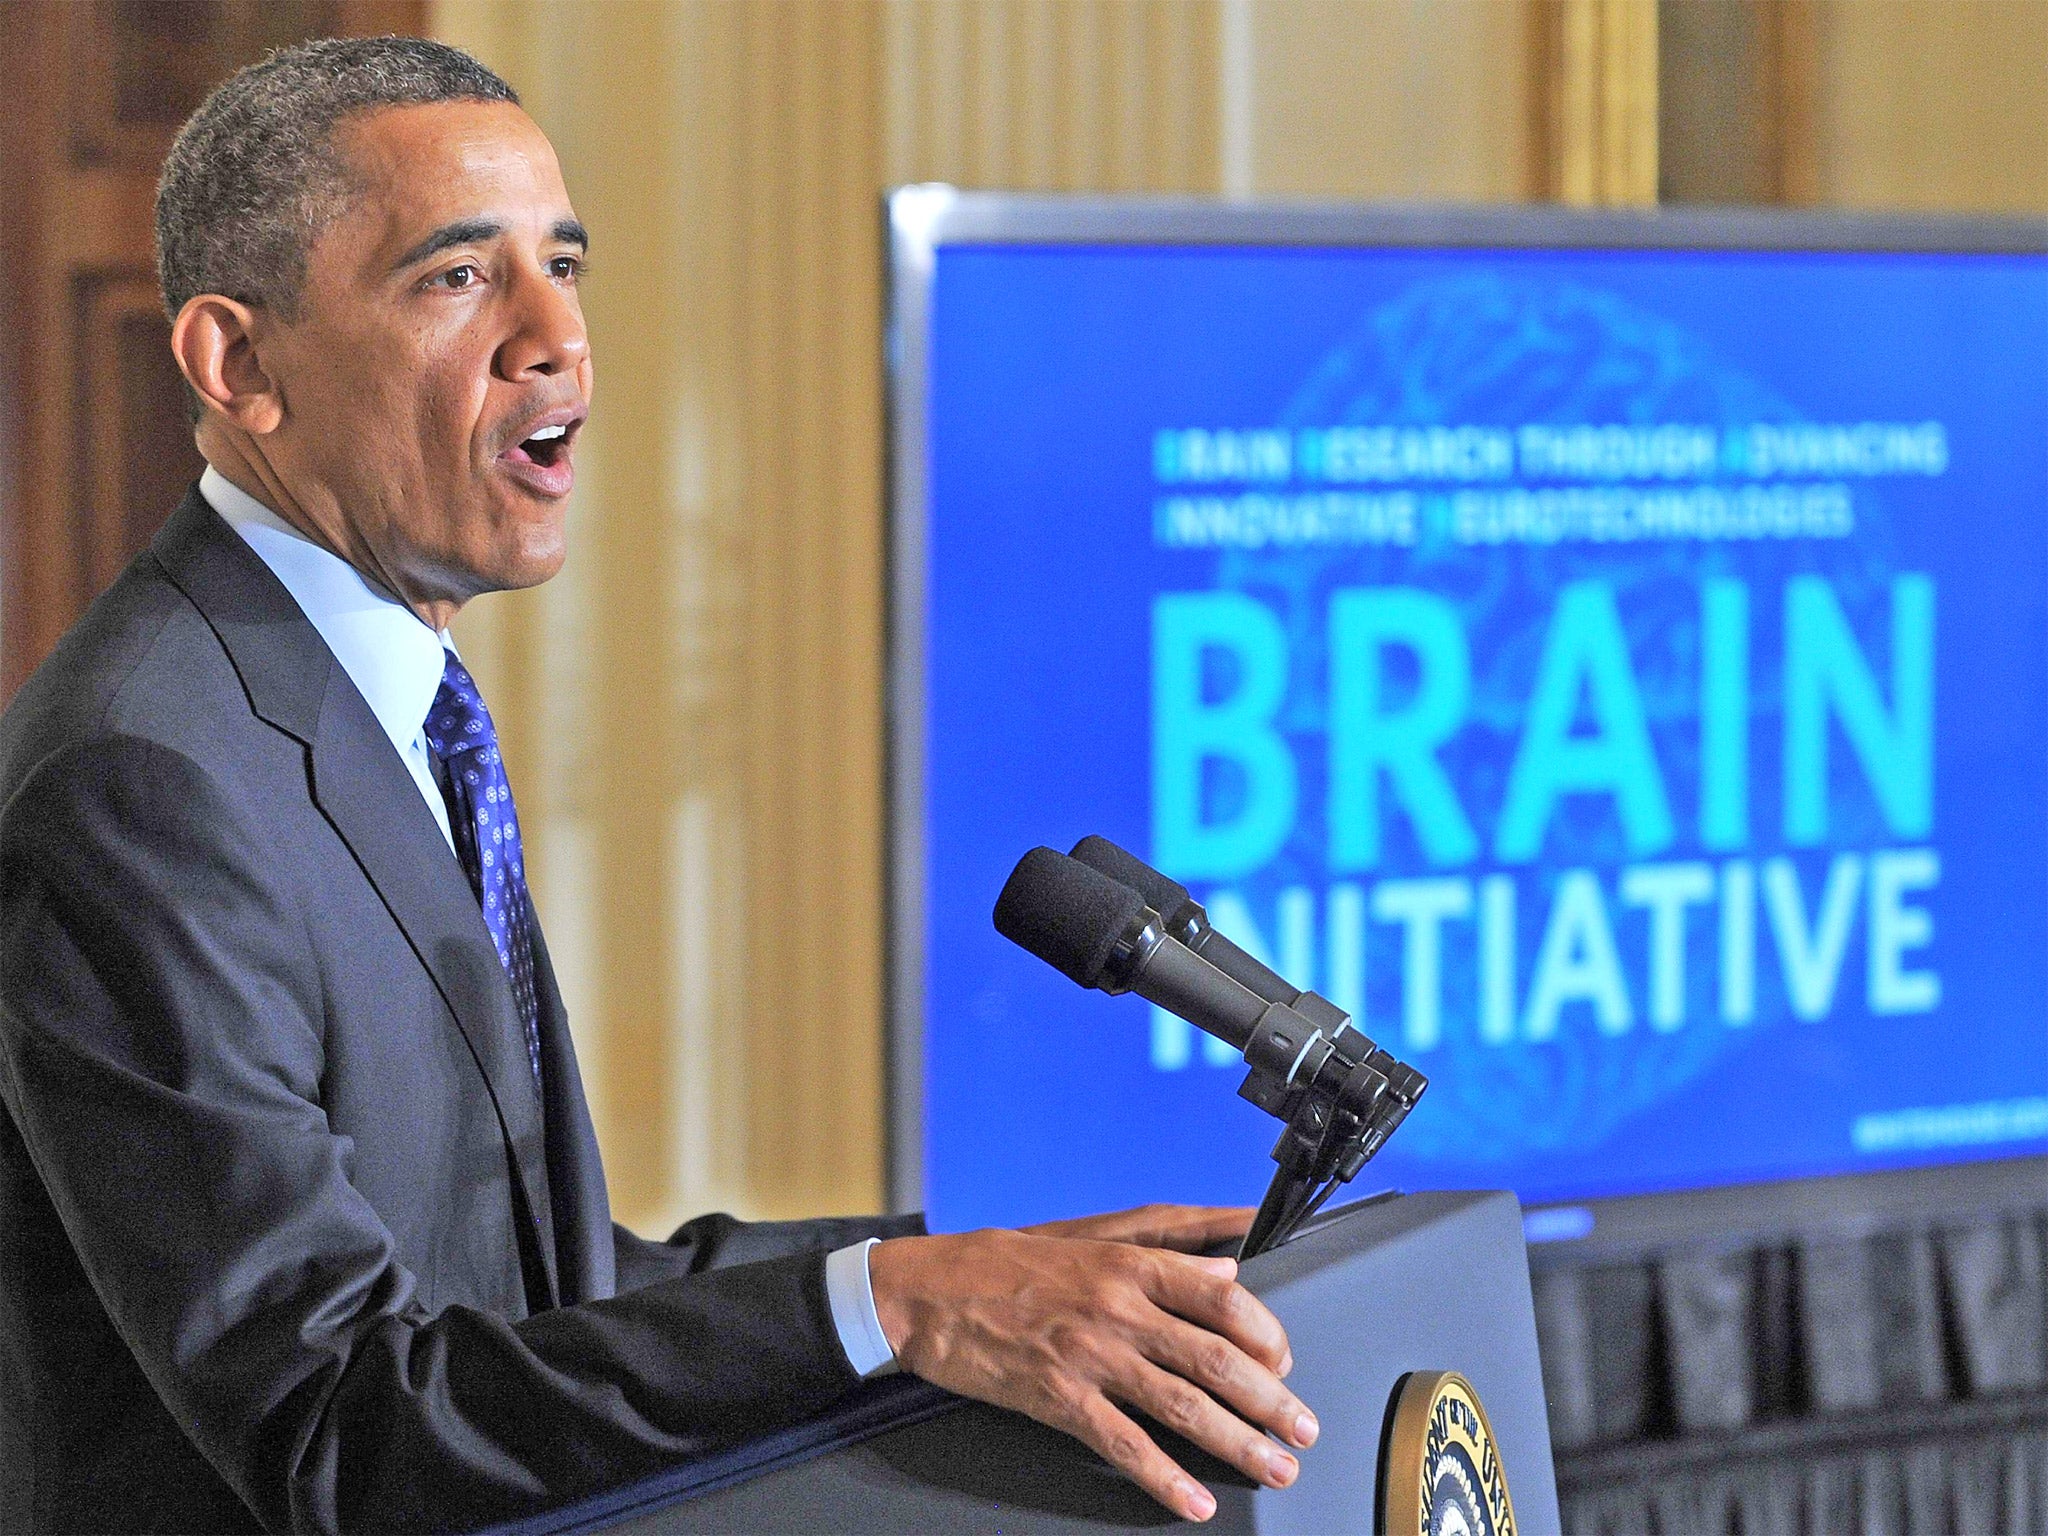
[0,737,865,1535]
[613,1212,928,1295]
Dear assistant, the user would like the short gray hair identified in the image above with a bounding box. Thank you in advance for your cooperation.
[156,35,517,325]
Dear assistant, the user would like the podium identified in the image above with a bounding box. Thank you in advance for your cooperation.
[508,1191,1560,1535]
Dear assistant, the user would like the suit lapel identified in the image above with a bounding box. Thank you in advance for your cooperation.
[307,682,560,1305]
[151,489,561,1308]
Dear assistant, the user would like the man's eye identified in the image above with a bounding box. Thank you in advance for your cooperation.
[548,255,585,281]
[434,264,483,290]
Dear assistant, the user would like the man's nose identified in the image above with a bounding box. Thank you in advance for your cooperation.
[496,264,588,379]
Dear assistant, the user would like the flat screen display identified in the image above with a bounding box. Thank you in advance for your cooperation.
[896,201,2048,1233]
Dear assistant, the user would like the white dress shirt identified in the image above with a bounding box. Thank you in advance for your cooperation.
[200,466,897,1379]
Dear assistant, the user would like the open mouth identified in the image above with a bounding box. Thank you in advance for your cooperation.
[506,421,572,469]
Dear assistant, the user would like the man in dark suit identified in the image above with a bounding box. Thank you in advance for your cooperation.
[0,37,1316,1534]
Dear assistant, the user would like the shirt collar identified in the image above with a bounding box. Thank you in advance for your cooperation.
[200,465,450,757]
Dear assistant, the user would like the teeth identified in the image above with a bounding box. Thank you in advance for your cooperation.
[527,424,567,442]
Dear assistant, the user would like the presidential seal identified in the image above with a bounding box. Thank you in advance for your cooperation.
[1378,1370,1516,1536]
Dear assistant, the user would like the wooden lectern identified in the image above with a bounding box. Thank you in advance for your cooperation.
[500,1191,1560,1535]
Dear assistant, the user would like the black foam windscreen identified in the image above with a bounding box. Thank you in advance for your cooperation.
[993,846,1147,990]
[1069,834,1190,917]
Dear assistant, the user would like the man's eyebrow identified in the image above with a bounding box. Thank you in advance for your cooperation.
[390,217,590,275]
[391,218,504,273]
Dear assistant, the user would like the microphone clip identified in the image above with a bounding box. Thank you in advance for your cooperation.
[1231,990,1426,1260]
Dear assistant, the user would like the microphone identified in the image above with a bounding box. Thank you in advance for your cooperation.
[1068,835,1363,1054]
[1068,834,1295,1002]
[993,843,1428,1259]
[992,847,1269,1053]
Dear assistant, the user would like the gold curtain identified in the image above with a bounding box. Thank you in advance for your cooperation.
[434,0,1229,1233]
[885,0,1220,191]
[1807,0,2048,214]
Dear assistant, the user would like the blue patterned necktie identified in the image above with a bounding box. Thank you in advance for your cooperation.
[424,651,543,1095]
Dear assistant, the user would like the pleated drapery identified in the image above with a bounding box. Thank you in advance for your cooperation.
[1538,1199,2048,1534]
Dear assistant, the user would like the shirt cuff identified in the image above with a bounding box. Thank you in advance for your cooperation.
[824,1238,899,1379]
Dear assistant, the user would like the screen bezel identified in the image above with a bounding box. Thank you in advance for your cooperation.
[882,187,2048,1229]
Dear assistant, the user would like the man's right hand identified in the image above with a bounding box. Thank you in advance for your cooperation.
[866,1228,1318,1523]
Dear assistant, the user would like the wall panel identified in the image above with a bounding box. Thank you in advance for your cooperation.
[0,0,424,697]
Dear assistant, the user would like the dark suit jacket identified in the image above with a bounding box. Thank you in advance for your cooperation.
[0,490,920,1534]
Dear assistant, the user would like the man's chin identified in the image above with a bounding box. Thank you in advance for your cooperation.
[463,503,570,595]
[487,537,569,593]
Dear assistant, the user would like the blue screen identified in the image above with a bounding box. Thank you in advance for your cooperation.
[915,238,2048,1232]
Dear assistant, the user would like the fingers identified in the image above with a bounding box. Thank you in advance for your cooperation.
[1118,1354,1303,1491]
[1143,1311,1318,1452]
[1139,1204,1257,1252]
[1143,1250,1294,1378]
[1020,1203,1256,1251]
[1069,1391,1219,1523]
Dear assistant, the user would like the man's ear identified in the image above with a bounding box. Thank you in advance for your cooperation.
[171,294,284,434]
